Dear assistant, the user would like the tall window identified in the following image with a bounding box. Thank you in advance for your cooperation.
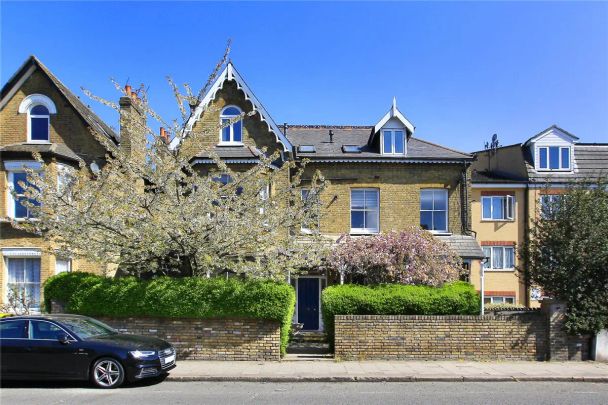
[382,130,405,155]
[350,189,379,234]
[219,106,243,144]
[6,257,41,311]
[481,195,514,220]
[7,171,40,219]
[538,146,571,170]
[420,189,448,232]
[483,246,515,270]
[28,105,50,142]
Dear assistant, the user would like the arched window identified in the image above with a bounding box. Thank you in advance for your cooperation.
[18,94,56,143]
[29,105,50,142]
[219,105,243,144]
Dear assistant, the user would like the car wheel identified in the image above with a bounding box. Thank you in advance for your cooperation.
[91,358,125,388]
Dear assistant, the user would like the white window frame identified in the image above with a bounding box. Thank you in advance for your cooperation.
[4,255,42,313]
[350,188,379,234]
[481,195,515,221]
[483,296,515,305]
[18,94,56,144]
[55,257,72,275]
[5,161,42,220]
[300,188,320,234]
[537,146,572,171]
[381,129,406,156]
[420,189,449,233]
[482,246,516,271]
[218,105,244,146]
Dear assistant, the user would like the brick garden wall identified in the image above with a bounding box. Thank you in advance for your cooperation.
[335,314,549,361]
[98,317,281,361]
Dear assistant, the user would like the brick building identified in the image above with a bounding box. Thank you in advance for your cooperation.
[470,126,608,307]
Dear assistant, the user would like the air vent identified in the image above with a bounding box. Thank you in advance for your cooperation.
[297,145,316,153]
[342,145,362,153]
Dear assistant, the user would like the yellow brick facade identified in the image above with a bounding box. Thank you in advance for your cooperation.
[1,67,109,309]
[302,163,469,238]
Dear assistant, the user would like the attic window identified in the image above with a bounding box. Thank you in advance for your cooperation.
[538,146,571,171]
[219,105,243,145]
[381,130,405,155]
[342,145,361,153]
[297,145,316,153]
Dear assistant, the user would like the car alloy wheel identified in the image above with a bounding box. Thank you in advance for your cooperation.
[92,358,125,388]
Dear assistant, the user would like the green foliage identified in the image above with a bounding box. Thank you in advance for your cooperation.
[44,272,295,355]
[521,178,608,334]
[321,282,479,346]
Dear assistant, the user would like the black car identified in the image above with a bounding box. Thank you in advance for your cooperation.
[0,314,176,388]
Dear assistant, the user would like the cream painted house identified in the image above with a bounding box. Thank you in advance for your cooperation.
[471,126,608,307]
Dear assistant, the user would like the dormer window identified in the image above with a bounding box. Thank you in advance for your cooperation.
[382,130,405,155]
[219,105,243,145]
[538,146,570,170]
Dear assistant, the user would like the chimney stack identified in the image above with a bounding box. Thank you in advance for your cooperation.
[119,84,145,162]
[159,127,169,144]
[329,130,334,143]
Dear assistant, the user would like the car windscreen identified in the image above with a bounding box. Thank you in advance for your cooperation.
[58,317,118,339]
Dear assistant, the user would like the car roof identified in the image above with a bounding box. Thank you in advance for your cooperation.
[1,314,90,321]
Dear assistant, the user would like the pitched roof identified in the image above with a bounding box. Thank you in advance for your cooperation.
[286,125,473,161]
[435,234,485,259]
[0,142,80,162]
[171,62,292,152]
[0,56,119,145]
[523,124,579,145]
[525,143,608,182]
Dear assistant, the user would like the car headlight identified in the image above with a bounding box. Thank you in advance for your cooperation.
[129,350,157,359]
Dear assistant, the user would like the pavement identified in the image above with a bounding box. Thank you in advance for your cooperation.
[167,360,608,382]
[3,381,608,405]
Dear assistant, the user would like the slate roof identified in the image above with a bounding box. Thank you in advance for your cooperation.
[472,141,608,184]
[525,144,608,182]
[286,125,473,162]
[0,142,80,162]
[435,235,485,259]
[1,56,119,145]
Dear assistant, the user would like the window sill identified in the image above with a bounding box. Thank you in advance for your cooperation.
[217,142,244,147]
[427,230,451,235]
[483,268,516,272]
[535,169,573,173]
[350,230,379,235]
[480,219,515,223]
[25,141,52,144]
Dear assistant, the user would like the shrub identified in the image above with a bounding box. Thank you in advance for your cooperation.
[321,282,479,346]
[44,272,295,355]
[327,229,463,286]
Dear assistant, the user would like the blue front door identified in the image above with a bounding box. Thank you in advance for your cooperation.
[298,278,319,330]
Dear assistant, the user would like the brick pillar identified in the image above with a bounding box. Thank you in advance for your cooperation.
[50,299,65,314]
[541,299,569,361]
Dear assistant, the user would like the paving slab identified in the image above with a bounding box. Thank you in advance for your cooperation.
[167,360,608,382]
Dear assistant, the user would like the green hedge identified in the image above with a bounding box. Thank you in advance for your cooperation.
[321,282,480,346]
[44,272,295,356]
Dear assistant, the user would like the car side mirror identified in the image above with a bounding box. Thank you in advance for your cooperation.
[58,333,71,344]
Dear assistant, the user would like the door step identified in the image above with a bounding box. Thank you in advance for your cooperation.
[287,331,332,357]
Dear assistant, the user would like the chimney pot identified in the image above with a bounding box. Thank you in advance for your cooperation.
[329,130,334,143]
[125,85,132,95]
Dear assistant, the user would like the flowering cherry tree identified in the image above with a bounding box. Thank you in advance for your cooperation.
[14,44,328,280]
[327,228,463,286]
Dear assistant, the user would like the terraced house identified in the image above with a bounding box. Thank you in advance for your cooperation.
[177,62,485,331]
[0,56,119,311]
[1,57,485,327]
[470,126,608,307]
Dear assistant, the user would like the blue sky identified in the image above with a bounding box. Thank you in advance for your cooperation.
[2,1,607,151]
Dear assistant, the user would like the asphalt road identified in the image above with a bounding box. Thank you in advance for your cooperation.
[2,381,608,404]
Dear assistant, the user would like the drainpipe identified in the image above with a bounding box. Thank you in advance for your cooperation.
[461,161,471,234]
[480,263,485,315]
[523,184,531,308]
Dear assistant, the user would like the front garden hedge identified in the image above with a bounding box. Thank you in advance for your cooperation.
[321,282,479,346]
[44,272,295,355]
